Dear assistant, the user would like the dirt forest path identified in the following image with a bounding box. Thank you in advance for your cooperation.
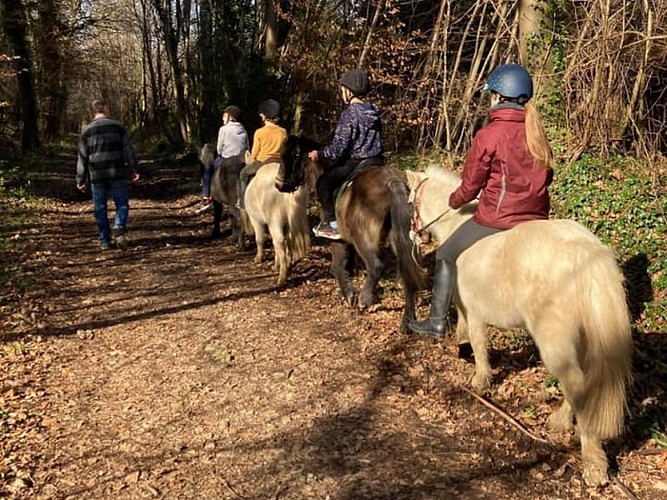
[1,152,665,499]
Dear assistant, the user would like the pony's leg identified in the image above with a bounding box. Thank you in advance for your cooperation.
[331,242,357,305]
[399,275,417,334]
[548,399,574,432]
[355,240,383,309]
[531,321,608,485]
[467,316,492,391]
[269,222,288,285]
[580,435,609,486]
[454,304,473,360]
[212,201,223,238]
[231,206,244,250]
[531,323,586,430]
[252,221,266,264]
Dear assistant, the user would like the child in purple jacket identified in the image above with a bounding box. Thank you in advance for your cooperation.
[308,69,383,240]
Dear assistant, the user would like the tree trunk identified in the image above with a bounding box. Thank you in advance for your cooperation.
[518,0,549,94]
[36,0,67,139]
[359,0,384,68]
[152,0,190,145]
[1,0,40,151]
[264,0,278,60]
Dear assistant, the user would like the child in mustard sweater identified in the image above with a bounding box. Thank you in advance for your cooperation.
[237,99,288,209]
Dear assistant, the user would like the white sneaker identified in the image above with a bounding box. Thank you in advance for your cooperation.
[195,201,213,214]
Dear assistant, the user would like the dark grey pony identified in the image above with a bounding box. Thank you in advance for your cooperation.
[199,144,248,248]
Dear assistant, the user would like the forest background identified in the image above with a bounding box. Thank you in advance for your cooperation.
[0,0,666,331]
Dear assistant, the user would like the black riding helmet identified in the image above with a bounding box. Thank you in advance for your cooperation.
[223,105,241,120]
[258,99,280,120]
[339,69,371,97]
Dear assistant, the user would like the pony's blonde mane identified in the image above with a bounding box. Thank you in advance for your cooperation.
[424,164,462,190]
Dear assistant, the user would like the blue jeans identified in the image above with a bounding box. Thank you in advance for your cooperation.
[202,156,224,198]
[90,179,130,244]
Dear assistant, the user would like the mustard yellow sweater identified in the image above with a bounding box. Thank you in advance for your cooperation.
[251,121,288,161]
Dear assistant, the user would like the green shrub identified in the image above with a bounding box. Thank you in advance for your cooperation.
[551,154,667,331]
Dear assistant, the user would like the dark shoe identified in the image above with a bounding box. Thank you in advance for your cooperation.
[100,241,112,250]
[115,233,128,250]
[312,221,342,240]
[408,259,456,338]
[112,227,128,250]
[408,317,446,338]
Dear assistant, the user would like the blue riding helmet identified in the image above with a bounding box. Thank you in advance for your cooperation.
[483,64,533,102]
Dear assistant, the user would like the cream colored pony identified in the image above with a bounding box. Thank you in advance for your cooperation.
[243,151,310,285]
[406,166,633,486]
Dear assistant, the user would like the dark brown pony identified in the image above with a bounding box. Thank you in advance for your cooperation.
[279,137,425,332]
[199,144,248,249]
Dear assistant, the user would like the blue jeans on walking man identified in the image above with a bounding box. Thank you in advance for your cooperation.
[90,179,129,245]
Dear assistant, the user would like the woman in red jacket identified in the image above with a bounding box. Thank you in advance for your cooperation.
[409,63,554,338]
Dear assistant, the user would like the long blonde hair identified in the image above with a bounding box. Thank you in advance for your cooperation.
[524,102,554,169]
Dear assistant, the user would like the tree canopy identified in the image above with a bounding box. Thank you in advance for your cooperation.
[1,0,666,159]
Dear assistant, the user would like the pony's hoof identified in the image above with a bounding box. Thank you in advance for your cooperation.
[470,373,491,392]
[582,462,608,487]
[342,292,357,307]
[358,292,375,310]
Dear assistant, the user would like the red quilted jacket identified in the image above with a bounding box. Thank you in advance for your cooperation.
[449,106,553,229]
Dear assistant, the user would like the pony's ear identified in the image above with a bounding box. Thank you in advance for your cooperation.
[405,170,425,190]
[244,150,252,164]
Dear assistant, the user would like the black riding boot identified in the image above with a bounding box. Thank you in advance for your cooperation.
[408,259,456,338]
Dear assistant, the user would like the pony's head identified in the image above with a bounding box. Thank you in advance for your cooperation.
[405,164,461,192]
[199,143,216,167]
[423,164,462,190]
[276,135,321,193]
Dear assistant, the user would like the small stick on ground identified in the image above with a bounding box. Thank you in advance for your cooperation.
[223,478,248,500]
[458,384,551,445]
[612,476,640,500]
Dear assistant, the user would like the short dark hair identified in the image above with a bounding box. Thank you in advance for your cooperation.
[91,99,109,114]
[223,105,241,120]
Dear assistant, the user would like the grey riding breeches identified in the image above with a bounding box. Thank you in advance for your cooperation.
[435,218,505,263]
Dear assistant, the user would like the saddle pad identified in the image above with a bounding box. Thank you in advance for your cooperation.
[334,159,386,208]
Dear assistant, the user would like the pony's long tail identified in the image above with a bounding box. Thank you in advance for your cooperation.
[387,179,426,293]
[286,189,310,263]
[577,244,633,439]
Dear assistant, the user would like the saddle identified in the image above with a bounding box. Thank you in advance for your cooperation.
[334,157,386,206]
